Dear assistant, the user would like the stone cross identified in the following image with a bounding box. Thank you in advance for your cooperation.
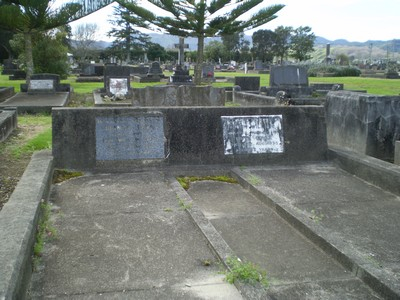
[174,37,189,65]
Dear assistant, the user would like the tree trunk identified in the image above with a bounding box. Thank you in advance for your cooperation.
[24,32,34,82]
[194,34,204,85]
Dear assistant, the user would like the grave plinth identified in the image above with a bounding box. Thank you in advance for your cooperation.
[169,65,192,84]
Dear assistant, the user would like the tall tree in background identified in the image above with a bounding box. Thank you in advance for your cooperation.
[107,5,150,62]
[10,26,71,78]
[116,0,284,85]
[73,23,99,63]
[222,32,249,61]
[0,0,82,80]
[290,26,315,61]
[252,29,275,62]
[272,26,292,64]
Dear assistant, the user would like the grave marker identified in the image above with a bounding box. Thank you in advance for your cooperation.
[96,114,165,160]
[174,37,189,65]
[221,115,284,155]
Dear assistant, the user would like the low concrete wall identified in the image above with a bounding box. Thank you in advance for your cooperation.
[0,87,15,103]
[52,106,327,171]
[0,151,53,300]
[132,85,225,106]
[326,91,400,162]
[395,141,400,165]
[329,147,400,196]
[233,91,276,106]
[233,91,324,106]
[0,108,17,142]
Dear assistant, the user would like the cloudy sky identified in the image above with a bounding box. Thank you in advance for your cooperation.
[70,0,400,42]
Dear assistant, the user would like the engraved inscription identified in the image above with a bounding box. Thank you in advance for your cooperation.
[221,115,284,155]
[29,79,54,90]
[109,78,128,95]
[96,115,164,160]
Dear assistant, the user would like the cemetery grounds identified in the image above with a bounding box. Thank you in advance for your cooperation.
[0,71,400,211]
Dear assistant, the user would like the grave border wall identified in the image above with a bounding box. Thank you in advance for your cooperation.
[53,106,327,171]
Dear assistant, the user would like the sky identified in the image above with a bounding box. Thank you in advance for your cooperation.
[69,0,400,43]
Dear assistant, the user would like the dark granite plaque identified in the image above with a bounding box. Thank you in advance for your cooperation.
[221,115,284,155]
[96,115,164,160]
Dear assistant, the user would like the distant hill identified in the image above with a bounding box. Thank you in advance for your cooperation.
[90,33,399,61]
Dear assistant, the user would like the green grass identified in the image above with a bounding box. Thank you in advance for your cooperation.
[2,70,400,95]
[18,114,52,126]
[177,175,238,190]
[33,202,57,269]
[12,128,52,158]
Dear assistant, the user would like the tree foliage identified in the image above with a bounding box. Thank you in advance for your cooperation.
[116,0,284,84]
[290,26,315,61]
[251,29,275,62]
[107,4,150,62]
[252,25,316,63]
[0,0,82,79]
[73,23,99,63]
[272,25,292,64]
[10,27,70,78]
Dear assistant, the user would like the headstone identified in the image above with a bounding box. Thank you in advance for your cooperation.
[254,60,263,70]
[174,37,189,65]
[202,64,215,80]
[221,115,284,155]
[234,77,260,91]
[9,70,26,80]
[28,73,61,94]
[270,65,308,87]
[95,114,165,160]
[169,65,192,84]
[104,65,131,97]
[1,59,18,75]
[147,61,163,78]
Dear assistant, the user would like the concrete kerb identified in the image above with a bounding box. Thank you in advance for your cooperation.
[231,165,400,300]
[0,151,53,300]
[329,146,400,196]
[168,175,272,300]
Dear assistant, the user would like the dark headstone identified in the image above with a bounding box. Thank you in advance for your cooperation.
[254,60,264,70]
[234,77,260,91]
[95,114,165,160]
[169,65,192,84]
[202,64,215,79]
[27,74,61,94]
[104,66,131,97]
[270,65,308,87]
[147,62,163,77]
[9,70,26,80]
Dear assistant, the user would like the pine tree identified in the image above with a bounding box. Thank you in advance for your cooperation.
[107,5,150,62]
[116,0,284,85]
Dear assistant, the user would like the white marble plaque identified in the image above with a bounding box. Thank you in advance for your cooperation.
[109,78,128,95]
[221,115,284,155]
[29,79,54,90]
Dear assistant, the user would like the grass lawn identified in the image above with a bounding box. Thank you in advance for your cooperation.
[1,70,399,95]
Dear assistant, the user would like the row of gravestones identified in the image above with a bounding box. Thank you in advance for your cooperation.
[13,65,314,97]
[105,65,314,98]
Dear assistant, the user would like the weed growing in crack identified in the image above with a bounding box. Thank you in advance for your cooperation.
[224,256,269,288]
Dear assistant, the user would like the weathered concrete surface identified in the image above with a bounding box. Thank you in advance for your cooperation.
[0,108,17,142]
[326,91,400,162]
[52,106,327,170]
[1,92,69,114]
[187,180,381,299]
[29,172,242,299]
[232,163,400,299]
[0,151,53,300]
